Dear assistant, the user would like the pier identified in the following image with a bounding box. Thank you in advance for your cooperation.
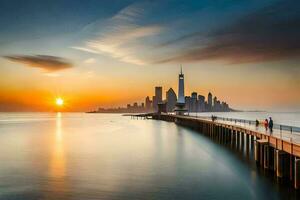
[130,113,300,189]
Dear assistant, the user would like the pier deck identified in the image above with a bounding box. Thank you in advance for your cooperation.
[160,113,300,156]
[129,112,300,189]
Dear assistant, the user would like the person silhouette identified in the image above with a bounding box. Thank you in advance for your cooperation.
[255,119,259,127]
[269,117,273,133]
[264,119,268,131]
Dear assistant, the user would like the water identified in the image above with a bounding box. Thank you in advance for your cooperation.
[0,112,299,200]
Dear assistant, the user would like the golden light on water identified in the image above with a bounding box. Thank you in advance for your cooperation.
[50,112,65,177]
[46,112,68,198]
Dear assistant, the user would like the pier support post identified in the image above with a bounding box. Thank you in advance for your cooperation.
[276,150,285,178]
[246,134,250,156]
[237,131,240,150]
[229,129,232,145]
[241,132,245,152]
[232,130,236,148]
[221,127,225,144]
[222,127,225,144]
[250,135,254,147]
[295,158,300,189]
[268,147,275,171]
[255,140,260,162]
[264,145,270,169]
[226,128,230,144]
[255,139,268,167]
[290,155,294,182]
[273,149,277,172]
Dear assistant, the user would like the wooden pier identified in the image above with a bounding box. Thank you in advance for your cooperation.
[129,113,300,189]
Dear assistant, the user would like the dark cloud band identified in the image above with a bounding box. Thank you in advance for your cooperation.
[156,0,300,64]
[4,55,72,71]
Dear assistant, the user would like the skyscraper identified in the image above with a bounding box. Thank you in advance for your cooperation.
[177,67,185,104]
[208,92,212,111]
[185,96,191,111]
[145,96,152,111]
[155,86,162,102]
[152,95,157,111]
[166,88,177,112]
[213,96,217,108]
[153,86,162,111]
[175,67,187,115]
[198,95,205,112]
[191,92,197,112]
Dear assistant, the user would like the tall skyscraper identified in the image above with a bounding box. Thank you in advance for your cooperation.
[191,92,197,112]
[213,96,217,108]
[153,87,162,111]
[198,95,205,112]
[145,96,152,111]
[185,96,191,111]
[208,92,212,110]
[166,88,177,112]
[152,95,157,111]
[175,67,187,115]
[155,86,162,103]
[177,67,185,104]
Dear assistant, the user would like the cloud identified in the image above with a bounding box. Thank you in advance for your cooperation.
[84,58,96,64]
[73,2,163,65]
[155,0,300,64]
[4,55,72,71]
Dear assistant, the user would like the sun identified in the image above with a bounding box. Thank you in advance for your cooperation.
[55,97,64,106]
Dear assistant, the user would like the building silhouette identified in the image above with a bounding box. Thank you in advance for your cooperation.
[145,96,152,111]
[198,95,205,112]
[174,67,187,115]
[166,88,177,112]
[177,67,185,104]
[185,96,191,111]
[155,86,162,103]
[153,86,162,111]
[191,92,198,112]
[207,92,212,111]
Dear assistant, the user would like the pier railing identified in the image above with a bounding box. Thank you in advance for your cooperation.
[185,114,300,135]
[131,112,300,143]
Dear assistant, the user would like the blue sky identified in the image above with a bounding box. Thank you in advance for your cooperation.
[0,0,299,111]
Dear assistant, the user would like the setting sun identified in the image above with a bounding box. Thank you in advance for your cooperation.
[56,98,64,106]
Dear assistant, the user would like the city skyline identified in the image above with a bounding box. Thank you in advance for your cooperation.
[0,0,300,112]
[91,69,232,113]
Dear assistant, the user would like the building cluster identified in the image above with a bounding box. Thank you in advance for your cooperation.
[89,69,231,113]
[92,89,230,113]
[143,88,230,113]
[185,92,230,112]
[124,86,176,113]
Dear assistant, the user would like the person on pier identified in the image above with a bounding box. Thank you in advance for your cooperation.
[255,119,259,127]
[255,119,259,130]
[269,117,273,133]
[264,119,268,131]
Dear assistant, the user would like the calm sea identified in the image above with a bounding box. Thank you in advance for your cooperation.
[0,112,299,200]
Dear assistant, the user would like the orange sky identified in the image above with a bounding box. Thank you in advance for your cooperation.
[0,0,299,112]
[0,59,299,112]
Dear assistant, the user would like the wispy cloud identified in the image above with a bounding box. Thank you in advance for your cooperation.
[72,2,163,65]
[4,55,72,71]
[156,0,300,64]
[84,58,96,64]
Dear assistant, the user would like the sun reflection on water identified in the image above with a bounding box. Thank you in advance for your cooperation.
[47,112,68,198]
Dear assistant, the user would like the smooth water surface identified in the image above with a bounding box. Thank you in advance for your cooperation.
[0,113,298,200]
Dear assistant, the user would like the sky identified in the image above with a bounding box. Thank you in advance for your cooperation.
[0,0,299,112]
